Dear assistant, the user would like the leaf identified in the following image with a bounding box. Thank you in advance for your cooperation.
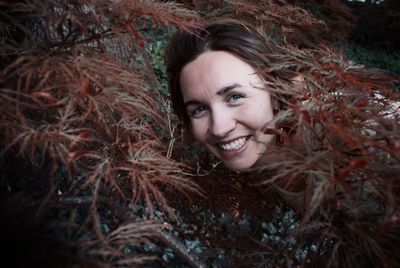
[70,149,88,160]
[377,216,400,234]
[348,158,368,169]
[139,37,152,48]
[67,150,89,175]
[78,78,94,96]
[30,91,57,104]
[356,99,368,108]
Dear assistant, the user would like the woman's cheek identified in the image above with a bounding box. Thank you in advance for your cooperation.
[246,99,274,129]
[190,119,208,143]
[238,105,267,129]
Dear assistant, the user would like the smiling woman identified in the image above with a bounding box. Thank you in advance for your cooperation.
[166,19,289,171]
[180,50,275,171]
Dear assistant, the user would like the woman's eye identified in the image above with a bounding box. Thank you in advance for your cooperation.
[191,106,207,116]
[227,94,244,103]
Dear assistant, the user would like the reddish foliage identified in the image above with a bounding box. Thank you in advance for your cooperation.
[0,0,204,265]
[1,0,399,267]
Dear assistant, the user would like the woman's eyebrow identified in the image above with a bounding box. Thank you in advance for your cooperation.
[216,83,241,95]
[184,99,201,108]
[184,83,241,108]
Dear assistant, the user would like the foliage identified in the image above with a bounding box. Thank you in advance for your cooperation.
[162,1,400,267]
[345,43,400,75]
[252,43,400,267]
[288,0,357,46]
[0,0,204,266]
[0,195,162,267]
[1,0,399,267]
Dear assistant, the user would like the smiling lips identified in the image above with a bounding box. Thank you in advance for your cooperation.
[219,136,249,151]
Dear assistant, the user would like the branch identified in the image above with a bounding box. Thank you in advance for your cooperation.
[153,224,206,268]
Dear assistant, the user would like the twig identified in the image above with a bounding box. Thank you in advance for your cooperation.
[28,196,94,206]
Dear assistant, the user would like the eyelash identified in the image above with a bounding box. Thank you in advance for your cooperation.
[189,94,245,117]
[227,94,244,103]
[191,106,207,116]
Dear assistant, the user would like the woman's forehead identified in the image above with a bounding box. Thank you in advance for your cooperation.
[180,51,260,97]
[180,51,263,102]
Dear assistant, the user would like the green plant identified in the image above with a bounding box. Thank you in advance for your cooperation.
[346,43,400,75]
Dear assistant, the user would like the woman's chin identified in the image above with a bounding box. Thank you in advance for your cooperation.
[222,158,256,172]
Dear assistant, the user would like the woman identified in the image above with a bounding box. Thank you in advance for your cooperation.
[166,19,296,172]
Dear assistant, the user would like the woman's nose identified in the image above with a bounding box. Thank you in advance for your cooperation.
[210,109,235,138]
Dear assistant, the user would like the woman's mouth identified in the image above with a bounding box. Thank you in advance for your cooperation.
[219,136,250,151]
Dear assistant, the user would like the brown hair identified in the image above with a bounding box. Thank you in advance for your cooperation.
[166,18,280,130]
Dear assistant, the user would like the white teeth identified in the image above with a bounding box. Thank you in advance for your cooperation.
[220,137,247,151]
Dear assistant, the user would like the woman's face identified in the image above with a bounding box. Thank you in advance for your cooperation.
[180,50,275,171]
